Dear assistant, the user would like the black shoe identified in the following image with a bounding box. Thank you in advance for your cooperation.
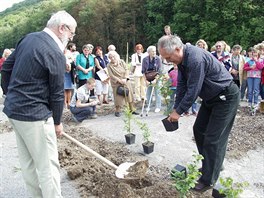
[115,112,121,117]
[198,165,224,173]
[193,179,213,192]
[132,111,139,115]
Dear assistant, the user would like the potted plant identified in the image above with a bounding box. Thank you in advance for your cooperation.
[135,119,154,154]
[171,152,203,198]
[123,105,136,144]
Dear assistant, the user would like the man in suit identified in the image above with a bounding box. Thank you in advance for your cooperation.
[1,11,77,197]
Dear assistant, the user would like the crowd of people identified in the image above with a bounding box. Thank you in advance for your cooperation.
[0,17,264,196]
[49,26,263,122]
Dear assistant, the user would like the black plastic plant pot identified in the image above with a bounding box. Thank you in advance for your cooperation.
[212,188,226,198]
[142,141,154,154]
[171,164,187,178]
[212,183,226,198]
[125,133,136,144]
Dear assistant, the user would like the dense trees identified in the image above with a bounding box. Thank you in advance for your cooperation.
[0,0,263,56]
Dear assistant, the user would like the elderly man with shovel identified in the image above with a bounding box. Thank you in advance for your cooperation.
[158,35,240,192]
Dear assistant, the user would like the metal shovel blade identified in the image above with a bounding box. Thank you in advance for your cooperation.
[116,160,149,179]
[62,132,148,180]
[115,162,136,179]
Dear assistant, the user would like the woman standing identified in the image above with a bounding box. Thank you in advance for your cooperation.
[76,44,95,87]
[131,44,146,101]
[107,51,138,117]
[142,45,162,113]
[64,48,75,109]
[94,46,109,104]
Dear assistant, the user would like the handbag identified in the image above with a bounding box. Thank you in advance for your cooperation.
[116,85,129,97]
[145,70,158,82]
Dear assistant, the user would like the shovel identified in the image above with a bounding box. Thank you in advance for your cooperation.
[62,132,148,179]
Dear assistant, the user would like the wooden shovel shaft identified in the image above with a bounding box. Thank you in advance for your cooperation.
[62,132,118,170]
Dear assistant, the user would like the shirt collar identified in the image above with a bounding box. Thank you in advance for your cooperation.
[43,27,64,52]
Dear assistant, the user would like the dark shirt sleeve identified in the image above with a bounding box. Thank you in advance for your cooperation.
[174,61,205,115]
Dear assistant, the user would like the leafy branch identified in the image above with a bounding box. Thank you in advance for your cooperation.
[171,152,204,198]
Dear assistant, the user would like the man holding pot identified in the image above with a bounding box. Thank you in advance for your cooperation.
[158,35,240,192]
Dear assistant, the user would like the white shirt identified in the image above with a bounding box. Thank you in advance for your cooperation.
[70,84,90,107]
[43,27,64,52]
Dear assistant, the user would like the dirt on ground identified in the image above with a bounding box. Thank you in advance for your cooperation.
[54,105,264,198]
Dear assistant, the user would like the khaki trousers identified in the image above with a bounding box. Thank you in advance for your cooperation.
[9,117,62,198]
[134,76,146,100]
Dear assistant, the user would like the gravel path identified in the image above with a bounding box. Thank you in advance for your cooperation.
[0,102,79,198]
[1,98,263,197]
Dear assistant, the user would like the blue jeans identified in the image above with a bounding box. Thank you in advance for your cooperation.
[70,105,96,122]
[146,81,161,109]
[247,77,261,105]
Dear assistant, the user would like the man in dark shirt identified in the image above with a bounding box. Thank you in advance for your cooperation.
[158,35,240,192]
[1,11,77,197]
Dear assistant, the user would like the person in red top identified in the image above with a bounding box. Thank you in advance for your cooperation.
[0,49,12,70]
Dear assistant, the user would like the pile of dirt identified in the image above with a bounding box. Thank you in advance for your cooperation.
[58,105,264,197]
[58,126,211,198]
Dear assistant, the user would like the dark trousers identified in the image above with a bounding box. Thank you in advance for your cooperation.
[70,105,95,122]
[193,82,240,185]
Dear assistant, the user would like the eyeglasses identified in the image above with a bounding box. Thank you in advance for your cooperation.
[64,25,76,37]
[216,45,222,48]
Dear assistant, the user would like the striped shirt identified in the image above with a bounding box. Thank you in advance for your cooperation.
[2,31,65,125]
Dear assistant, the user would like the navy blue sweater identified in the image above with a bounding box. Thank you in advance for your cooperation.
[2,31,65,125]
[175,44,232,115]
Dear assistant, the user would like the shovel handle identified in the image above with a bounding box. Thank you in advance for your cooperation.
[62,132,118,170]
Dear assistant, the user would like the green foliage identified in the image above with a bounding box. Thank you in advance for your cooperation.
[171,153,204,198]
[123,105,134,134]
[218,177,249,198]
[159,74,173,116]
[1,0,263,55]
[135,119,151,142]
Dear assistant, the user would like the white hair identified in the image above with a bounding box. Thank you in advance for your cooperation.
[108,50,120,61]
[46,10,77,29]
[2,48,12,58]
[158,35,183,54]
[108,44,116,51]
[147,45,156,53]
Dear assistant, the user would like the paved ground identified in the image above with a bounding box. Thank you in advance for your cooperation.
[0,98,263,197]
[0,101,79,198]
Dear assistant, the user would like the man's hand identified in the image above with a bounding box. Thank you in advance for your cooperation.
[55,123,63,137]
[167,109,181,122]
